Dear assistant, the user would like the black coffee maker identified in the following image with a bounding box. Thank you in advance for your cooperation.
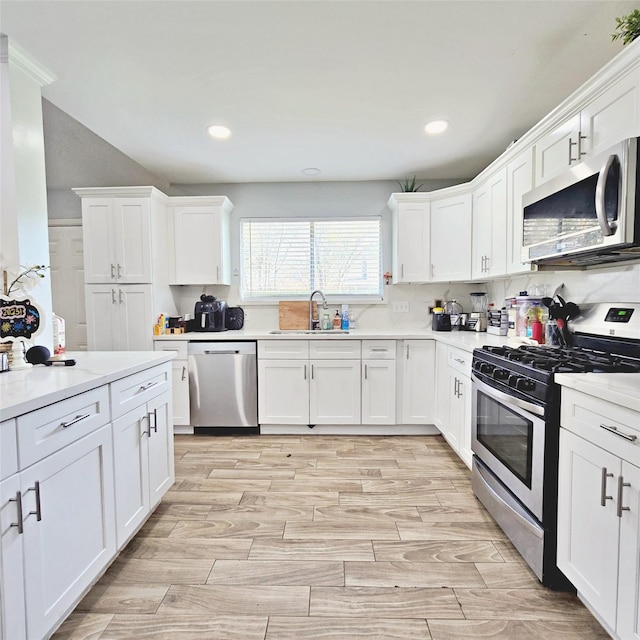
[191,294,227,332]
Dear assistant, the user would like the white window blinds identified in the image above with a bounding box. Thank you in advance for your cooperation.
[240,218,382,300]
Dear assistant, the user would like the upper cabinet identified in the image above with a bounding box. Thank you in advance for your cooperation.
[168,196,233,285]
[471,167,507,279]
[75,187,168,284]
[388,195,431,283]
[506,147,535,275]
[534,66,640,186]
[430,191,472,282]
[388,190,471,283]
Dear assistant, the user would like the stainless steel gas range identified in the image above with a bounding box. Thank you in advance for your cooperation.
[470,303,640,589]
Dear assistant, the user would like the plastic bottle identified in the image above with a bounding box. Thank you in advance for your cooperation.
[332,310,341,329]
[52,313,65,354]
[322,312,331,330]
[531,318,544,343]
[341,308,350,330]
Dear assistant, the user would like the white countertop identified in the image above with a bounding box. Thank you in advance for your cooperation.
[555,372,640,413]
[153,328,527,352]
[0,351,175,421]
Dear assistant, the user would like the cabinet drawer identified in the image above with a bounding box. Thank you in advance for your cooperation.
[448,347,471,376]
[258,340,309,359]
[1,419,17,480]
[154,340,188,358]
[110,363,172,420]
[561,387,639,465]
[362,340,396,360]
[17,386,110,469]
[309,340,361,359]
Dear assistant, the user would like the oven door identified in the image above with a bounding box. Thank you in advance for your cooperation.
[471,373,546,521]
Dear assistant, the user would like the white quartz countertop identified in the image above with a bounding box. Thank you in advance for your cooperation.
[0,351,175,421]
[153,328,531,353]
[555,372,640,413]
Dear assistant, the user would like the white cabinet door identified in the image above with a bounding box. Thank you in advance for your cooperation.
[81,199,118,284]
[442,372,462,453]
[471,181,491,280]
[310,360,361,425]
[506,147,535,274]
[112,405,149,547]
[114,198,152,283]
[147,391,174,507]
[617,460,640,640]
[456,374,473,469]
[557,429,620,630]
[401,340,435,425]
[22,425,116,640]
[258,359,309,424]
[580,70,640,159]
[434,342,450,432]
[84,285,119,351]
[430,193,472,282]
[394,201,430,283]
[362,360,396,425]
[170,202,231,285]
[0,473,26,640]
[534,113,583,185]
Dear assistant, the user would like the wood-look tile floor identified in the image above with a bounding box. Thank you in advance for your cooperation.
[53,435,609,640]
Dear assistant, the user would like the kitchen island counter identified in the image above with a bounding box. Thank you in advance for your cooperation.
[0,351,175,421]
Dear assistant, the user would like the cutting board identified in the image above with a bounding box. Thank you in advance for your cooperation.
[279,301,316,329]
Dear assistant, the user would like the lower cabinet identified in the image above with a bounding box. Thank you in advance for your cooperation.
[154,341,190,426]
[112,390,173,547]
[557,388,640,640]
[434,342,472,467]
[399,340,435,424]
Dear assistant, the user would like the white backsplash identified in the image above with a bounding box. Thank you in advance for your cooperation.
[171,263,640,331]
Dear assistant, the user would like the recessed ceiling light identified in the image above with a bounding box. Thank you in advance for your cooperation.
[302,167,321,176]
[207,125,231,139]
[424,120,449,135]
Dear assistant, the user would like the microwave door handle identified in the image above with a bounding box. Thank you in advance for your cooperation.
[595,154,617,237]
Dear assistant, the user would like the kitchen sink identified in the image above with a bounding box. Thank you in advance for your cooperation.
[269,329,350,334]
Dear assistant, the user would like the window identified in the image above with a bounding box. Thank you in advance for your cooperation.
[240,217,382,300]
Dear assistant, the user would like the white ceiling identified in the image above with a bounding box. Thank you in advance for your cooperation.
[1,0,638,185]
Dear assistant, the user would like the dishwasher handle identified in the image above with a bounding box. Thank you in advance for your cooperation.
[204,350,241,355]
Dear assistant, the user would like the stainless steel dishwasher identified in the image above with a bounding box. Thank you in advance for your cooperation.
[187,341,258,433]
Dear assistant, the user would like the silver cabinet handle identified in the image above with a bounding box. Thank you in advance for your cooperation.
[181,365,186,381]
[26,482,42,522]
[311,364,315,380]
[216,266,220,281]
[599,423,637,442]
[364,364,368,380]
[371,348,388,352]
[60,413,91,429]
[138,381,160,393]
[303,365,307,380]
[578,133,587,158]
[149,408,158,434]
[141,414,150,437]
[110,263,116,279]
[569,138,577,163]
[401,264,404,279]
[118,289,123,304]
[454,357,466,365]
[484,255,490,273]
[617,475,631,518]
[601,467,614,506]
[406,345,410,360]
[117,263,122,279]
[430,264,434,279]
[9,491,24,534]
[453,378,459,397]
[111,289,117,304]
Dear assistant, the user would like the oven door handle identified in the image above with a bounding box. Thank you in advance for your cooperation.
[471,373,545,417]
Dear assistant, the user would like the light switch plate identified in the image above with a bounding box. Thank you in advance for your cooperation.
[392,301,410,313]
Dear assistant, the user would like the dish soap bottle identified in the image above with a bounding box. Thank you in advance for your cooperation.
[332,310,341,329]
[341,305,350,330]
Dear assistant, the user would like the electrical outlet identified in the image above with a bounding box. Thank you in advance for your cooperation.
[392,301,410,313]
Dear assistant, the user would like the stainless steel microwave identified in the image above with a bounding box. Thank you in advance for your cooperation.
[522,136,640,267]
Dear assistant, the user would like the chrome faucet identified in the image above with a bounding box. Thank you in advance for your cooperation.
[309,289,328,330]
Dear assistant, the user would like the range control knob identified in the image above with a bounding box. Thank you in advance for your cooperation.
[515,378,535,392]
[478,362,495,375]
[493,369,509,381]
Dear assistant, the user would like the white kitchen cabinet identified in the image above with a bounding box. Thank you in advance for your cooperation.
[399,340,435,425]
[85,284,153,351]
[389,195,431,283]
[361,340,396,425]
[434,342,472,468]
[258,340,362,426]
[154,341,190,427]
[0,472,26,640]
[112,390,173,548]
[430,192,472,282]
[534,69,640,186]
[472,167,507,279]
[21,425,116,640]
[557,388,640,640]
[506,147,536,274]
[169,196,233,285]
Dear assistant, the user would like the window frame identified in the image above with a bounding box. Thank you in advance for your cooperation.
[239,215,384,303]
